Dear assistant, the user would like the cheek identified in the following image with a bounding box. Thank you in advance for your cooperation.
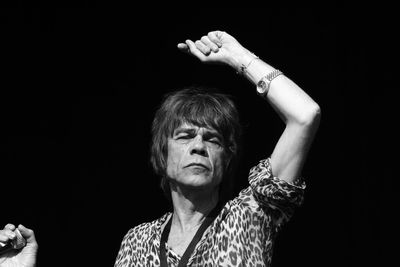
[213,150,227,173]
[166,145,185,174]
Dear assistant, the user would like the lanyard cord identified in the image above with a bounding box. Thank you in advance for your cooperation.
[159,203,221,267]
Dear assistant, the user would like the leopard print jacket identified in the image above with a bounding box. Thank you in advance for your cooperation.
[114,158,305,266]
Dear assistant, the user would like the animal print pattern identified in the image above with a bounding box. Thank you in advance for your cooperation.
[114,158,305,266]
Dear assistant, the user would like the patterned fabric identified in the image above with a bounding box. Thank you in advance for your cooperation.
[114,158,305,266]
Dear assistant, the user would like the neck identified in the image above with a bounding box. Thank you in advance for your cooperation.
[169,184,219,233]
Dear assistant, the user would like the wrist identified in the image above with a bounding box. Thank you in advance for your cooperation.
[228,48,258,73]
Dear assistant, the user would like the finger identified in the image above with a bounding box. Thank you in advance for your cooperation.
[4,224,16,231]
[0,229,16,242]
[195,40,211,56]
[18,224,37,244]
[208,31,223,47]
[185,40,207,61]
[177,43,190,55]
[177,43,189,50]
[0,232,10,243]
[200,36,219,53]
[0,233,11,243]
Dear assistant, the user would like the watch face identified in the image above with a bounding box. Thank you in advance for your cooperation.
[256,80,268,94]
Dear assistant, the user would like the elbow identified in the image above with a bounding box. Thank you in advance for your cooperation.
[296,103,321,126]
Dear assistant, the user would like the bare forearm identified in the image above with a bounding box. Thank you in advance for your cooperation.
[233,51,321,181]
[237,53,321,126]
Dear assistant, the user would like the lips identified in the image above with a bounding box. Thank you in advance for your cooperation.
[185,163,210,170]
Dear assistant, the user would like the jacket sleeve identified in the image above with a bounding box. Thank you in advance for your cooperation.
[248,158,306,228]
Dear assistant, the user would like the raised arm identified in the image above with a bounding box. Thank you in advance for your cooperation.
[177,30,321,183]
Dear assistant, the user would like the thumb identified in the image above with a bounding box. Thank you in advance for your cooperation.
[18,225,37,247]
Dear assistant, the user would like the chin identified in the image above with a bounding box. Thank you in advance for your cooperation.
[180,175,221,190]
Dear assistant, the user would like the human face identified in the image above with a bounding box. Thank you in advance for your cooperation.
[166,123,227,190]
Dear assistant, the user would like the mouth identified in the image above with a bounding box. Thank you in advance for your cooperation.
[186,163,210,170]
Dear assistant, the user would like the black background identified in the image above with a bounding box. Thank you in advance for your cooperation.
[1,6,397,267]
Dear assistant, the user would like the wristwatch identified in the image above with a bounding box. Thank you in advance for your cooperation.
[256,69,283,96]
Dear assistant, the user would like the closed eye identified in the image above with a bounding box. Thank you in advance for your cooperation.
[207,138,221,146]
[176,134,193,140]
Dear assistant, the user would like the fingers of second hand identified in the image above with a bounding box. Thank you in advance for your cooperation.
[185,40,207,61]
[201,36,219,52]
[177,43,187,49]
[208,31,223,47]
[0,229,16,242]
[194,40,211,56]
[5,224,16,231]
[0,231,9,243]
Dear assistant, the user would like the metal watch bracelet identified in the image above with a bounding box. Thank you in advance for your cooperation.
[256,69,283,96]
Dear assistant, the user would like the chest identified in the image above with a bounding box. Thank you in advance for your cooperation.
[167,227,199,257]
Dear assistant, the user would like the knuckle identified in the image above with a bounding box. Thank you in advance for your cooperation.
[5,223,15,229]
[0,229,12,237]
[195,40,202,47]
[208,32,216,40]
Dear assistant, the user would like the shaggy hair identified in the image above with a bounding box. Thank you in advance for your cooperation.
[150,86,242,201]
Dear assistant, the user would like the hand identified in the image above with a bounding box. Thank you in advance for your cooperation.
[0,224,38,267]
[177,30,255,70]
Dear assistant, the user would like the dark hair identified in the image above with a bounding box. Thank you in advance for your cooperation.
[150,86,242,201]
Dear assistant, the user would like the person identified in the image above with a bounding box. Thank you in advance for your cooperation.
[0,224,38,267]
[114,30,321,266]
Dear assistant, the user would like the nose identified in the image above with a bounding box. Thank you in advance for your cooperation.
[190,135,208,157]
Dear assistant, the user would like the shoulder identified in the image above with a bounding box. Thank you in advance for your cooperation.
[123,213,169,244]
[115,214,170,266]
[123,223,151,244]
